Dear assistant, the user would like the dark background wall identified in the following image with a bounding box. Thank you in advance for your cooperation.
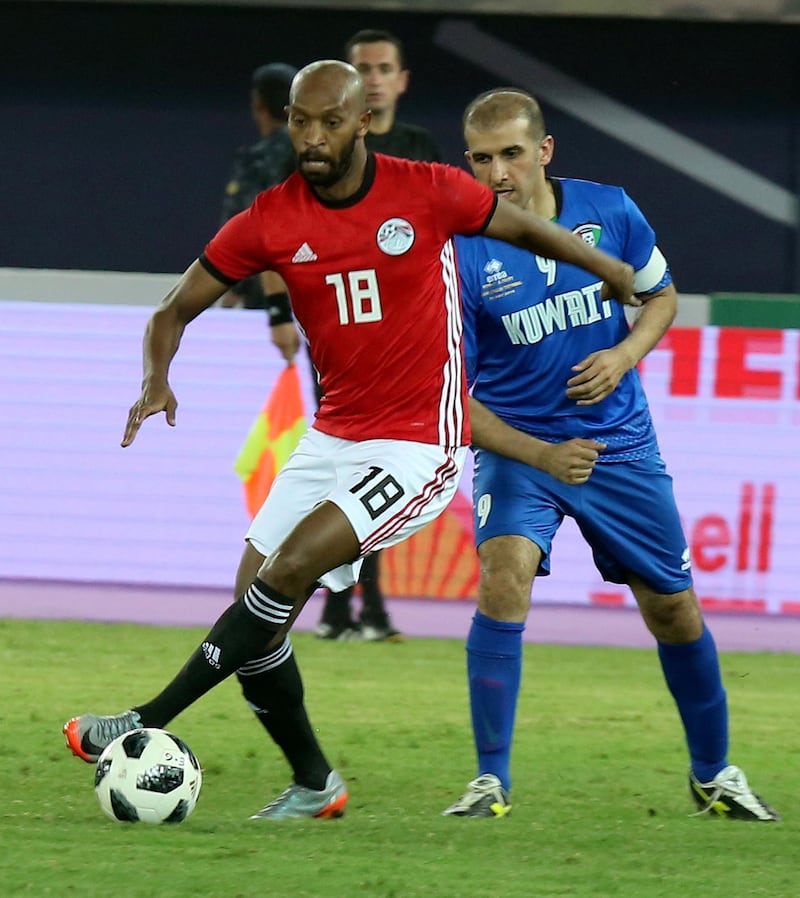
[1,1,798,293]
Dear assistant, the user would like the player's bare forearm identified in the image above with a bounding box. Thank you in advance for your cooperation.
[121,260,228,447]
[620,283,677,367]
[484,201,637,306]
[470,397,548,468]
[469,398,604,484]
[142,261,228,382]
[140,304,186,388]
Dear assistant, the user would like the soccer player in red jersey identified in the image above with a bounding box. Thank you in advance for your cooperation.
[64,60,635,819]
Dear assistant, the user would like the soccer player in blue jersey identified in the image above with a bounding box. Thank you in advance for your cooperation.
[442,88,778,821]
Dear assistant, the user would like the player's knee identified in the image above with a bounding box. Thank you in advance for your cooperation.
[478,575,531,621]
[478,537,538,615]
[483,560,533,596]
[637,586,702,642]
[259,548,316,596]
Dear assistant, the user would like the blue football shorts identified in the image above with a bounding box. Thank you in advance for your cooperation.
[472,448,693,594]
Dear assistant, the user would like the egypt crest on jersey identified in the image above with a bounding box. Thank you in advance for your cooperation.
[376,217,415,255]
[457,176,671,461]
[203,153,496,448]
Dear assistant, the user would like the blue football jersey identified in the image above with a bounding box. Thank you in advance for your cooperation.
[457,177,671,461]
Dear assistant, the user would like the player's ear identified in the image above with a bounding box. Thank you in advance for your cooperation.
[357,109,372,137]
[540,135,555,166]
[397,68,410,97]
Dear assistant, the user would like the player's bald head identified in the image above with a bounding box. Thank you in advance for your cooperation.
[287,60,371,194]
[463,88,547,141]
[290,59,367,114]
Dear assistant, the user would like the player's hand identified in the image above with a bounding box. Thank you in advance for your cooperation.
[566,346,634,406]
[539,439,606,485]
[271,322,300,362]
[600,261,639,307]
[121,382,178,447]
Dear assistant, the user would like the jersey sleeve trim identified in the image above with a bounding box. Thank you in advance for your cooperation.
[199,252,239,287]
[477,194,499,235]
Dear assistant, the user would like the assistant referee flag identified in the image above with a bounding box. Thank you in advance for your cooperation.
[234,364,307,518]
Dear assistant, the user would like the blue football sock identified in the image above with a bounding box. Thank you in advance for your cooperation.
[657,624,729,783]
[466,611,525,792]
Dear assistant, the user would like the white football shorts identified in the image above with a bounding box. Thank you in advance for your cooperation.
[245,428,467,592]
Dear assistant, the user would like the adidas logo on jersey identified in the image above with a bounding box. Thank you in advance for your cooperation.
[292,242,318,263]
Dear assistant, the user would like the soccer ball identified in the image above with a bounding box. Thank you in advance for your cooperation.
[94,727,202,824]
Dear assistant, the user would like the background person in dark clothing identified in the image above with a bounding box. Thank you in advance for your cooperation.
[345,28,440,163]
[219,62,297,310]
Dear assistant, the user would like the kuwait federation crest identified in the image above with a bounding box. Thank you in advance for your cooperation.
[376,218,415,256]
[573,223,602,247]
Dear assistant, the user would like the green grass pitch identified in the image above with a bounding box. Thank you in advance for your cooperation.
[1,617,797,898]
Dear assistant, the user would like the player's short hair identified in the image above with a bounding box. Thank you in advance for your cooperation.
[251,62,298,120]
[463,88,548,141]
[345,29,406,69]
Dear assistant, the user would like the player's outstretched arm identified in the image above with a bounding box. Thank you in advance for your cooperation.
[121,260,229,447]
[483,200,638,307]
[566,283,678,406]
[469,397,605,485]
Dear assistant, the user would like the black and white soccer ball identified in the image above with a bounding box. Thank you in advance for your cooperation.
[94,727,202,824]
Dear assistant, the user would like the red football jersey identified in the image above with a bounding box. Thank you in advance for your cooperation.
[203,153,496,447]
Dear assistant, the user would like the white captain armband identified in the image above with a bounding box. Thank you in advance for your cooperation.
[633,246,669,295]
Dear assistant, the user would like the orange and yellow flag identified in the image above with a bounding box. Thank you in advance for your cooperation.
[234,364,307,519]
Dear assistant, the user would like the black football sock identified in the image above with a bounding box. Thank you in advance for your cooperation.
[237,639,332,791]
[134,577,294,727]
[320,587,355,625]
[359,552,389,626]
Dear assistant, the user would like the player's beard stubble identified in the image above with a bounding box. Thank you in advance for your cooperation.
[297,133,360,189]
